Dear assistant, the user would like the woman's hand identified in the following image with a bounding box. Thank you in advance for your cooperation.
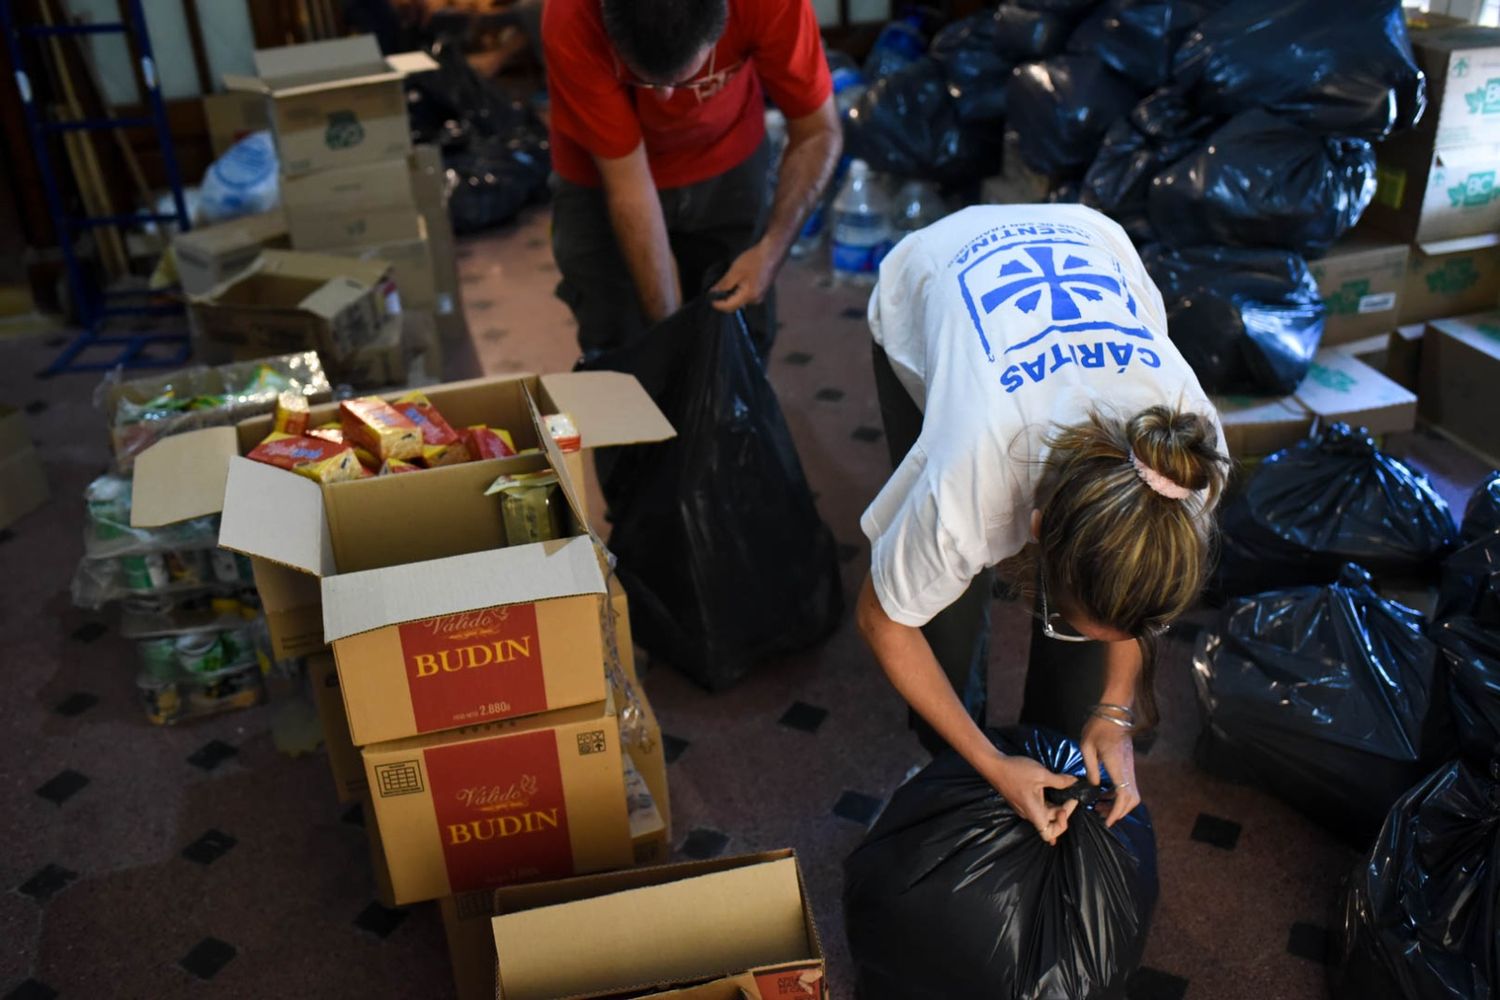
[980,753,1080,846]
[1080,715,1141,828]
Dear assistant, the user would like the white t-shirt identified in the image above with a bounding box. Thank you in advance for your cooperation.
[860,204,1223,628]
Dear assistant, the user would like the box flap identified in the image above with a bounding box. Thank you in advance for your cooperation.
[320,534,606,642]
[262,248,391,288]
[252,36,387,87]
[1416,232,1500,256]
[492,858,809,1000]
[541,372,676,448]
[221,72,268,95]
[384,51,440,75]
[130,427,239,527]
[300,277,372,321]
[1295,349,1417,420]
[217,456,332,577]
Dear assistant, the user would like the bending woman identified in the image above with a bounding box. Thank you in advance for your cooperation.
[857,204,1228,845]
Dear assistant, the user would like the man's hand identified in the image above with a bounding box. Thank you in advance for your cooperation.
[1080,715,1141,828]
[981,754,1080,846]
[709,240,778,312]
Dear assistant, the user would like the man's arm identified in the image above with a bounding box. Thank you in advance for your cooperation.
[595,142,682,323]
[710,95,842,312]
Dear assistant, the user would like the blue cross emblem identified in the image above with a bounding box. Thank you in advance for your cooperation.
[980,245,1123,322]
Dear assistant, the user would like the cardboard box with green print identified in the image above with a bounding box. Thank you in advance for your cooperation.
[1420,312,1500,463]
[1399,234,1500,325]
[1310,235,1409,346]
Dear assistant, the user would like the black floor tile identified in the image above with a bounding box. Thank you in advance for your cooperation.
[16,863,77,902]
[783,351,814,366]
[69,622,106,643]
[179,937,236,980]
[833,791,882,826]
[181,829,237,866]
[1129,967,1189,1000]
[778,701,829,734]
[53,692,98,717]
[342,801,365,827]
[187,740,238,772]
[680,828,730,860]
[35,769,88,805]
[5,979,58,1000]
[815,387,845,402]
[661,733,690,765]
[1287,922,1330,963]
[353,901,409,939]
[1190,813,1242,850]
[852,425,883,443]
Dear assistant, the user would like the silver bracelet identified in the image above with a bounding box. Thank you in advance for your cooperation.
[1093,702,1135,720]
[1089,705,1135,729]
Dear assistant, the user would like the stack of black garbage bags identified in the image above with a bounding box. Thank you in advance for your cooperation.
[847,0,1425,396]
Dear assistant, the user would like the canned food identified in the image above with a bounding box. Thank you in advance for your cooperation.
[121,553,169,591]
[175,632,225,675]
[136,637,178,679]
[138,676,180,725]
[86,476,132,541]
[163,549,209,585]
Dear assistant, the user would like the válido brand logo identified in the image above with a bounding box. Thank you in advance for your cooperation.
[421,608,511,642]
[447,774,561,844]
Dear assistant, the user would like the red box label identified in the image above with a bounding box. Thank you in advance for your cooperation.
[425,729,574,891]
[755,965,824,999]
[397,605,547,732]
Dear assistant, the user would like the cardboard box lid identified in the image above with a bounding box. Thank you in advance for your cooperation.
[130,426,239,527]
[218,455,335,575]
[1415,231,1500,258]
[320,534,606,642]
[1294,348,1418,424]
[1429,310,1500,357]
[225,36,437,98]
[172,209,288,264]
[491,857,810,1000]
[540,372,676,449]
[191,249,391,311]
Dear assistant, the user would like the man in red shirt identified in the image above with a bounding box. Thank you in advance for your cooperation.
[543,0,842,359]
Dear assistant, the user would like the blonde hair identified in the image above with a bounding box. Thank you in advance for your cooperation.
[1033,405,1229,728]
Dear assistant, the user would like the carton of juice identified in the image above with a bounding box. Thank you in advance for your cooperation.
[340,397,423,462]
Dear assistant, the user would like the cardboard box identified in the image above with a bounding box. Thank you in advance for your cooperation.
[489,851,826,1000]
[1420,312,1500,462]
[224,36,437,178]
[333,231,437,311]
[366,792,397,908]
[606,579,672,863]
[1388,323,1426,391]
[0,406,48,530]
[172,210,289,297]
[1367,142,1500,245]
[309,651,367,802]
[1406,21,1500,153]
[1309,235,1409,346]
[362,698,633,905]
[189,249,397,364]
[128,372,673,665]
[1398,234,1500,325]
[202,91,270,157]
[283,158,423,252]
[1212,395,1313,461]
[409,145,464,335]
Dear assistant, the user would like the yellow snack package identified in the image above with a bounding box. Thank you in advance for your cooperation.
[339,397,423,462]
[291,447,365,484]
[273,391,310,437]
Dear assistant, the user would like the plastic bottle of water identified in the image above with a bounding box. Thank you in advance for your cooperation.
[831,159,893,286]
[892,179,946,237]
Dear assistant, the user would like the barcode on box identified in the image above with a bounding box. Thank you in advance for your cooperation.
[1358,292,1397,314]
[577,730,607,756]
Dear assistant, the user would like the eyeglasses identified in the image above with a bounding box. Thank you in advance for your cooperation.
[1036,566,1170,643]
[612,48,743,104]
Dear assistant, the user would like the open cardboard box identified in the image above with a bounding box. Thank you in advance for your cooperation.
[283,157,423,252]
[489,850,826,1000]
[1420,311,1500,465]
[224,36,437,177]
[172,209,290,297]
[129,372,674,664]
[364,696,633,906]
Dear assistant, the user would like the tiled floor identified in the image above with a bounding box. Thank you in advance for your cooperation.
[1,205,1492,999]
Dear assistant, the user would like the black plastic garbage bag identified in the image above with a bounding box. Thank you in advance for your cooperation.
[930,14,1012,124]
[578,294,842,690]
[1142,244,1324,395]
[844,725,1157,1000]
[1192,564,1452,844]
[1065,0,1222,92]
[1148,109,1377,257]
[1016,0,1102,13]
[1081,110,1209,243]
[846,57,1002,184]
[1433,616,1500,763]
[1006,55,1143,176]
[1172,0,1426,141]
[1437,472,1500,626]
[446,133,552,234]
[1212,424,1459,596]
[1331,755,1500,1000]
[994,3,1072,61]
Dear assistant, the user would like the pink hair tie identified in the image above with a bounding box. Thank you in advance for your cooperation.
[1129,451,1192,500]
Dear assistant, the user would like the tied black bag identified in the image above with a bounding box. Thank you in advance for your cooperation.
[1331,755,1500,1000]
[579,294,843,691]
[1192,564,1453,844]
[1213,424,1458,597]
[1437,471,1500,627]
[844,726,1158,1000]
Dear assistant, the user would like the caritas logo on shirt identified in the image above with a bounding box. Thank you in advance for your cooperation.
[951,223,1165,394]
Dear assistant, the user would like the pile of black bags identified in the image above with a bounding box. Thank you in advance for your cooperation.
[1433,474,1500,762]
[845,726,1158,998]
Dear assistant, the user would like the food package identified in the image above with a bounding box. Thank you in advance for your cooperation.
[466,425,517,460]
[379,458,422,475]
[273,390,310,437]
[307,424,343,444]
[394,390,461,446]
[544,412,581,453]
[486,470,565,544]
[247,432,365,484]
[339,397,424,462]
[420,441,471,467]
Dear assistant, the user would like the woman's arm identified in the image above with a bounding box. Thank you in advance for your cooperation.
[857,573,1079,844]
[1078,638,1143,827]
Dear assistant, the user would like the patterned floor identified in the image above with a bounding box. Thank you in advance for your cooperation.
[1,204,1491,999]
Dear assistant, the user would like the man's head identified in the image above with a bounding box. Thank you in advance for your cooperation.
[601,0,728,85]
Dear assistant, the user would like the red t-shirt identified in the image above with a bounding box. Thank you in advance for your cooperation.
[543,0,832,190]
